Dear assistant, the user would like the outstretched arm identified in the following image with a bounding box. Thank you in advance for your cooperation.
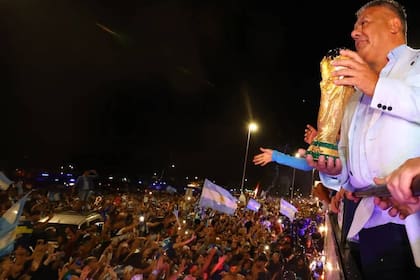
[254,147,313,171]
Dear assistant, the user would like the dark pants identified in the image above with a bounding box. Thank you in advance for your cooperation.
[78,189,90,202]
[358,223,420,280]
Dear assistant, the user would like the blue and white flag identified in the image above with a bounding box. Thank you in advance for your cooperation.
[0,192,30,257]
[280,198,298,221]
[199,179,238,215]
[246,198,261,212]
[0,171,13,191]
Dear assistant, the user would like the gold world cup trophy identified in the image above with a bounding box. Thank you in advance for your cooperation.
[307,48,355,160]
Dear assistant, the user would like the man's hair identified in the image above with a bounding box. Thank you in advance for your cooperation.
[357,0,407,39]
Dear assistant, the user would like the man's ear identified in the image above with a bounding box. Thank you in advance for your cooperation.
[389,17,402,34]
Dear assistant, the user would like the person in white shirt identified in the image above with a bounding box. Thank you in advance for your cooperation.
[305,1,420,278]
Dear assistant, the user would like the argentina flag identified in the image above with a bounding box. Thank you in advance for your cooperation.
[280,198,298,222]
[199,179,238,215]
[246,198,261,212]
[0,192,30,257]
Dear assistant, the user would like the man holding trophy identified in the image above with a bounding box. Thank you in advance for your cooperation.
[305,1,420,279]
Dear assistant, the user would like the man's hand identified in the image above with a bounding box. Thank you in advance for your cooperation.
[373,170,420,219]
[305,154,342,175]
[375,158,420,204]
[374,196,420,219]
[331,49,379,97]
[330,188,345,213]
[330,188,359,213]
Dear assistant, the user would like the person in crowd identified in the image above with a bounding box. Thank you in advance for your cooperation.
[221,257,245,280]
[292,255,310,280]
[305,0,420,278]
[74,170,98,211]
[0,244,31,280]
[266,251,283,280]
[250,253,269,280]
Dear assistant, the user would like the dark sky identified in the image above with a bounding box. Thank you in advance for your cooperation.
[1,0,419,186]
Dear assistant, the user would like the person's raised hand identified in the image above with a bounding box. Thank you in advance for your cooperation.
[304,124,317,145]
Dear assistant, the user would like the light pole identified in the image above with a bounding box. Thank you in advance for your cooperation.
[290,152,300,200]
[239,122,258,203]
[311,168,316,197]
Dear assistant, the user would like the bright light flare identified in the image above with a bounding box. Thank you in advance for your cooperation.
[319,224,327,234]
[248,123,258,132]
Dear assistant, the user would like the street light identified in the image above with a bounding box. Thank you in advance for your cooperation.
[290,152,300,200]
[239,122,258,203]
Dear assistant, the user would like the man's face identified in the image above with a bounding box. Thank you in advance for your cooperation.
[230,264,240,273]
[351,6,397,64]
[13,247,28,264]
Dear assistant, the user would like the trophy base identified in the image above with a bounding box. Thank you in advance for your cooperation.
[306,140,339,161]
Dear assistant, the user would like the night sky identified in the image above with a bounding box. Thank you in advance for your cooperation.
[1,0,420,188]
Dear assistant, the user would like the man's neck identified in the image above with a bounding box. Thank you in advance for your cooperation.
[376,42,406,72]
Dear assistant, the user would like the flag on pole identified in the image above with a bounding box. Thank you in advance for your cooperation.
[199,179,238,215]
[280,198,298,221]
[246,198,261,212]
[0,192,30,257]
[0,171,13,191]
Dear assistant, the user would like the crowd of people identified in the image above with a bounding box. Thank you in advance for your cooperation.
[0,176,327,280]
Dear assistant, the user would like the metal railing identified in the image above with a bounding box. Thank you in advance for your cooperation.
[325,209,364,280]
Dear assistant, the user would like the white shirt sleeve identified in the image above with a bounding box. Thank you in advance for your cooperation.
[318,172,343,192]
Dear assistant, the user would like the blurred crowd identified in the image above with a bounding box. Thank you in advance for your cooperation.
[0,178,327,280]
